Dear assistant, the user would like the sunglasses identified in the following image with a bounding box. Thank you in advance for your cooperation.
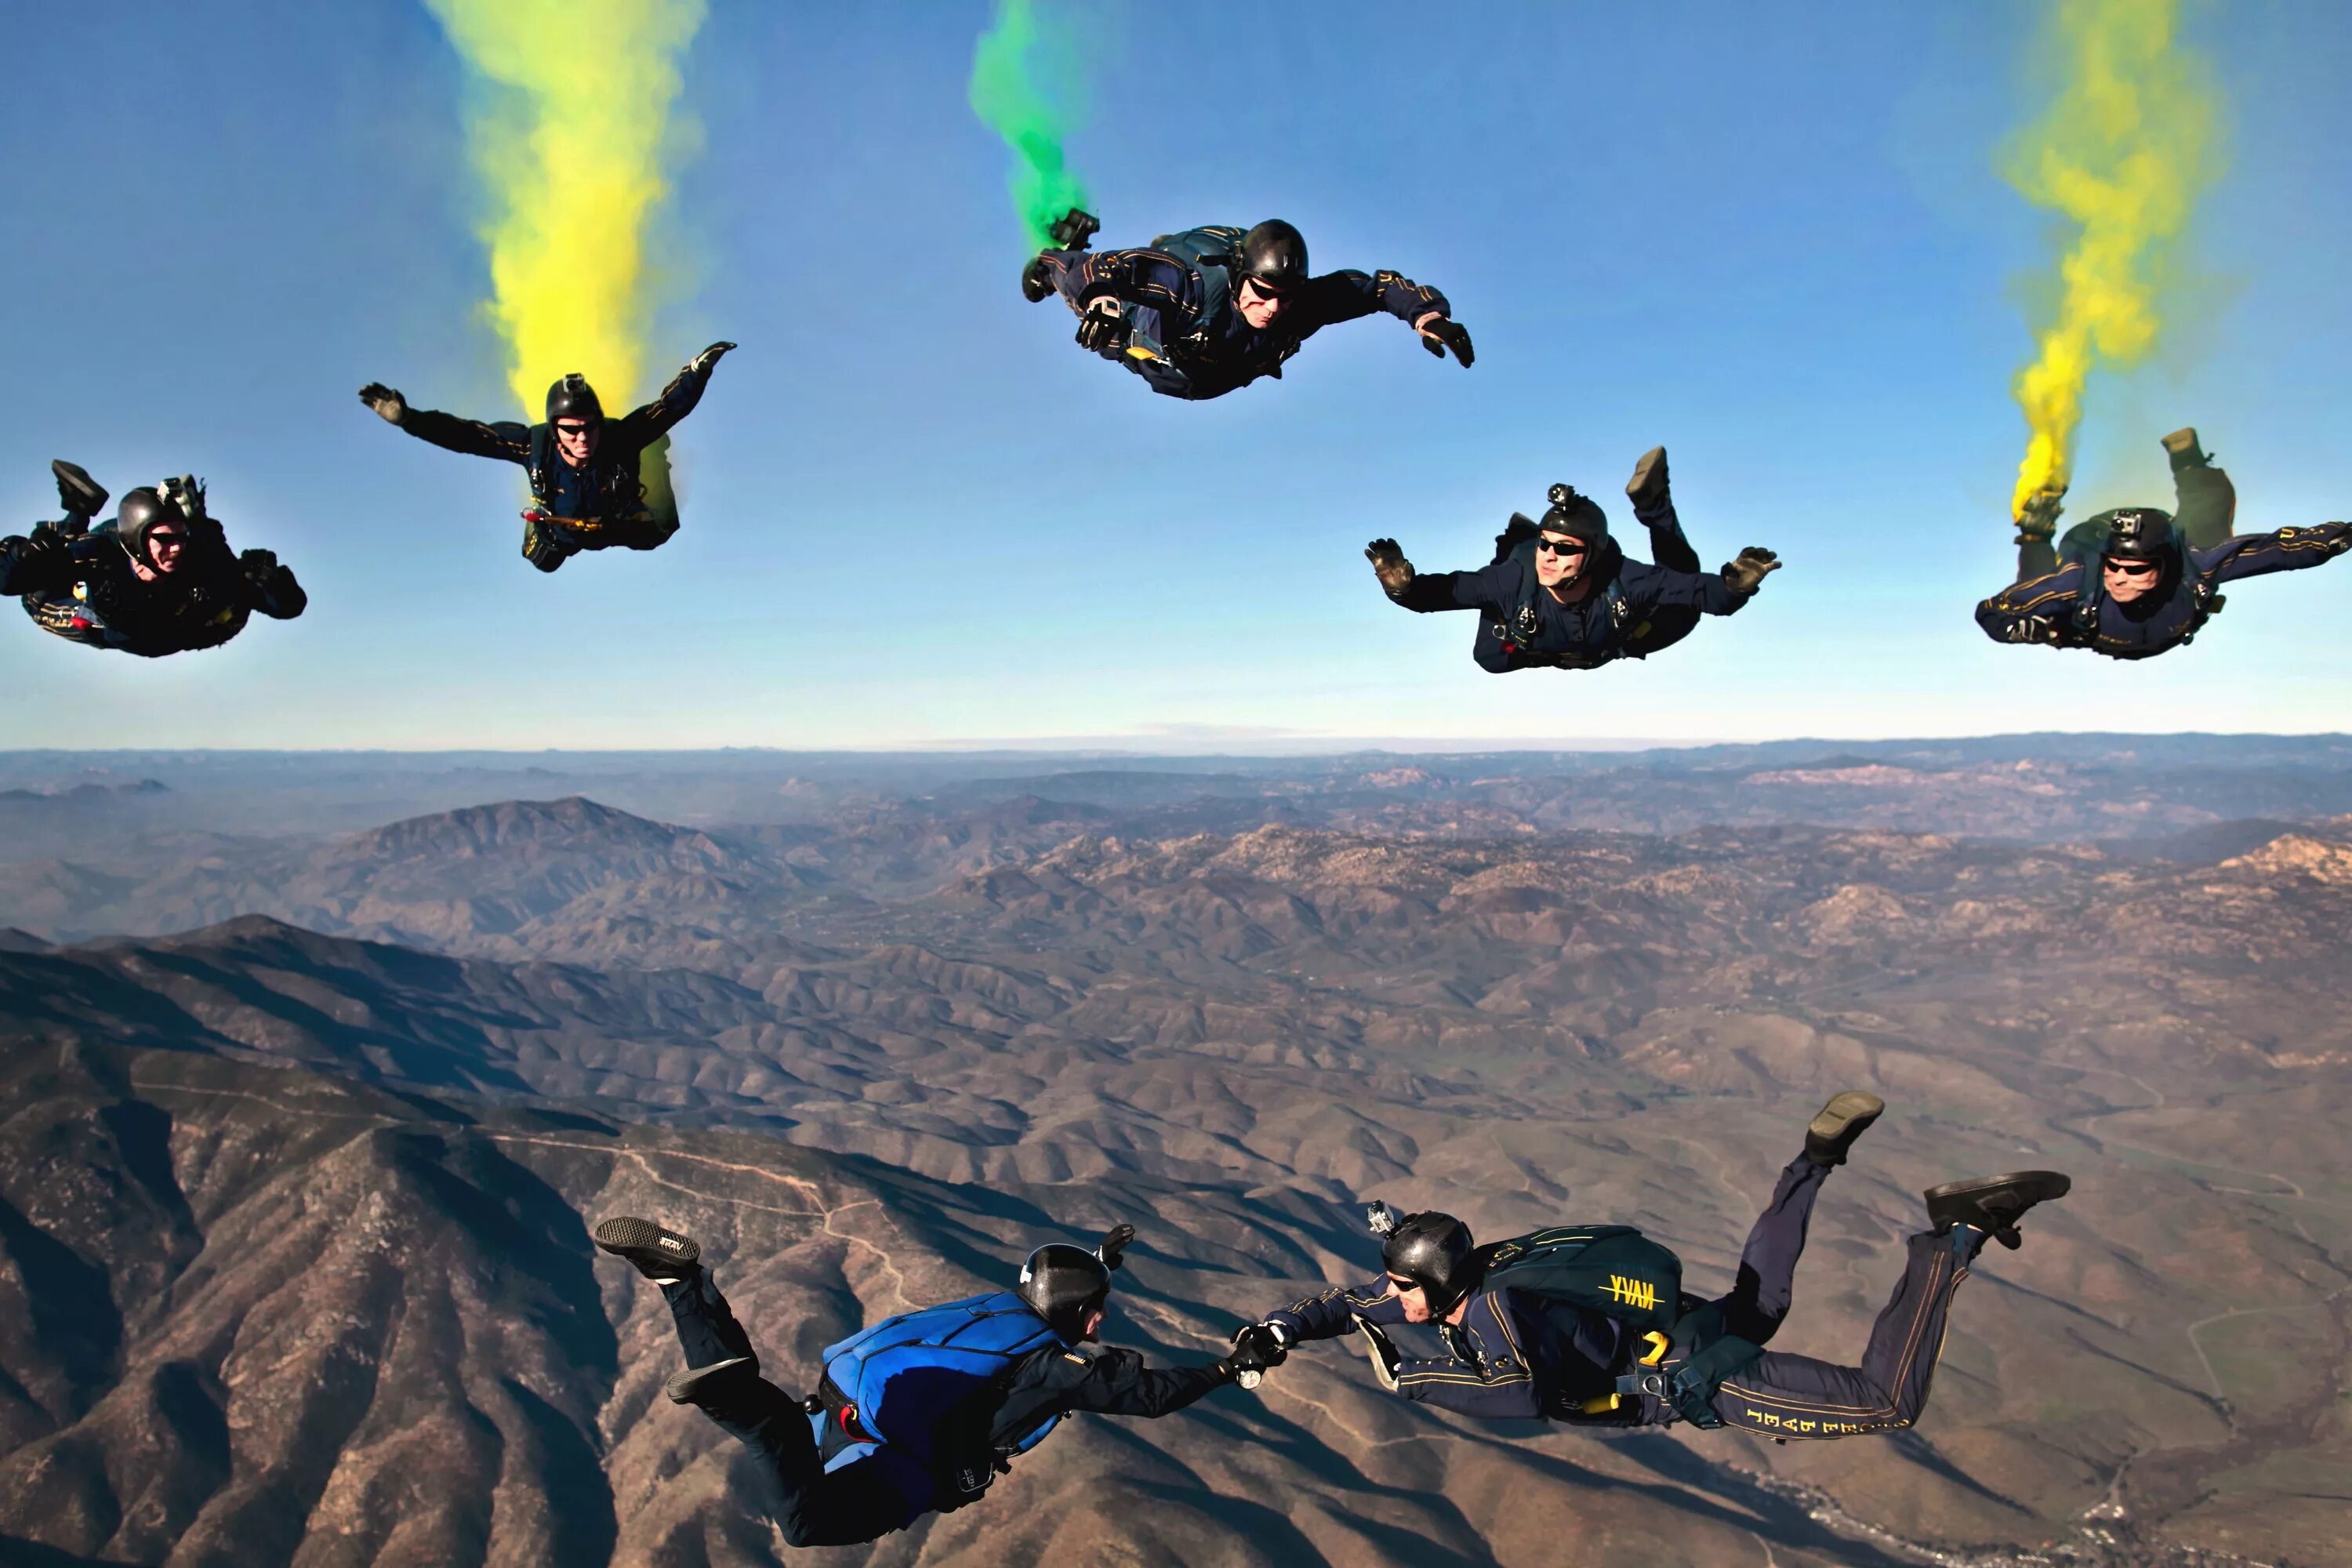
[1385,1276,1423,1293]
[554,420,601,436]
[1534,536,1587,556]
[2103,557,2160,574]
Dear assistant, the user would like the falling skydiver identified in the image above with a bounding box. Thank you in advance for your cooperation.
[1978,426,2352,658]
[1241,1094,2071,1439]
[592,1216,1284,1548]
[0,461,305,656]
[1365,446,1780,672]
[1021,210,1472,400]
[358,341,735,572]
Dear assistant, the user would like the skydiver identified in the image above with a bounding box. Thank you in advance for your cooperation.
[1242,1094,2071,1440]
[0,461,304,657]
[1020,210,1472,401]
[1364,446,1780,672]
[357,341,735,572]
[592,1215,1283,1548]
[1979,426,2352,658]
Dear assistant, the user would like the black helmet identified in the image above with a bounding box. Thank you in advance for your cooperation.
[114,488,187,554]
[546,373,604,425]
[1236,220,1309,296]
[1538,483,1609,543]
[2102,506,2177,563]
[1377,1208,1478,1316]
[1018,1224,1134,1341]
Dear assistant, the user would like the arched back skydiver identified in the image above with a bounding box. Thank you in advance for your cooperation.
[1021,210,1472,401]
[1364,446,1780,673]
[593,1215,1284,1548]
[1240,1094,2069,1441]
[0,461,305,656]
[357,341,735,572]
[1978,426,2350,658]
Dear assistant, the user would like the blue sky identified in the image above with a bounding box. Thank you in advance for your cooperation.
[2,1,2348,750]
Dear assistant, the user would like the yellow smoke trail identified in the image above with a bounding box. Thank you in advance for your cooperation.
[423,0,705,413]
[2002,0,2219,521]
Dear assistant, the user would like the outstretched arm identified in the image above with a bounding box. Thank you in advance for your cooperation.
[238,550,306,620]
[988,1343,1236,1441]
[2201,521,2352,584]
[1308,270,1472,365]
[1975,564,2083,646]
[1367,540,1514,615]
[361,385,532,465]
[619,342,736,441]
[1259,1276,1407,1345]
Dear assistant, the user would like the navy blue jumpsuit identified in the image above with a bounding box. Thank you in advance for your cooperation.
[1032,225,1455,400]
[1265,1152,1993,1439]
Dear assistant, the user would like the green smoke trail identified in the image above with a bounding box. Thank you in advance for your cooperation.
[969,0,1091,249]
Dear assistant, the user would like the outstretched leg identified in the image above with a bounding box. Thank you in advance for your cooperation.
[1704,1171,2067,1439]
[2165,428,2236,551]
[597,1218,924,1548]
[1621,445,1705,657]
[1707,1092,1882,1345]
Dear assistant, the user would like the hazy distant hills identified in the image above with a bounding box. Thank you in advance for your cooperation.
[1,745,2347,1565]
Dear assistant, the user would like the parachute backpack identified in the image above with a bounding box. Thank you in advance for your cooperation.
[808,1225,1135,1496]
[1480,1223,1764,1428]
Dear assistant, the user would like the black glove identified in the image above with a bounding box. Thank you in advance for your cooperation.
[691,341,738,375]
[3,531,73,595]
[2002,614,2063,646]
[1365,539,1416,602]
[1721,546,1780,595]
[1419,317,1474,368]
[238,547,278,582]
[358,383,408,425]
[1094,1223,1136,1271]
[1076,301,1131,356]
[1228,1323,1289,1375]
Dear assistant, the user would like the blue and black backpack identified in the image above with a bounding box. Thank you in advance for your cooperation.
[808,1290,1065,1488]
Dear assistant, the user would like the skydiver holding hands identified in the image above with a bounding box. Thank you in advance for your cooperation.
[1367,446,1779,673]
[1022,210,1472,401]
[592,1215,1283,1548]
[0,461,304,657]
[1979,426,2352,658]
[358,341,735,572]
[1243,1094,2070,1441]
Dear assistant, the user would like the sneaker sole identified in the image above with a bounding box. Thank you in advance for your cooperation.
[2160,427,2201,456]
[1809,1091,1886,1144]
[1625,446,1668,506]
[593,1216,699,1272]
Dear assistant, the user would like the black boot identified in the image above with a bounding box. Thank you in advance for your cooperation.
[1924,1171,2071,1250]
[52,460,106,532]
[2161,426,2210,471]
[594,1215,701,1279]
[1624,445,1670,518]
[1802,1090,1884,1167]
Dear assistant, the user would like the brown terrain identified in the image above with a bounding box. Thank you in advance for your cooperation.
[0,743,2345,1566]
